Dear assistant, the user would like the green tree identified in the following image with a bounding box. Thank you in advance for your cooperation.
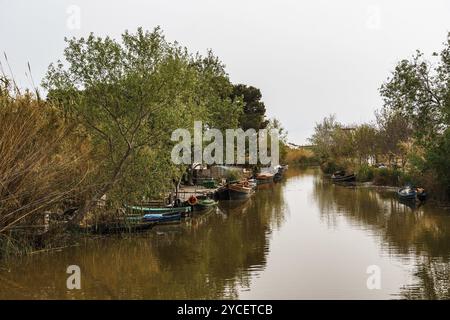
[375,109,412,166]
[267,118,288,164]
[193,51,243,131]
[309,114,341,163]
[43,27,242,222]
[230,84,269,130]
[379,33,450,146]
[353,124,378,164]
[379,32,450,198]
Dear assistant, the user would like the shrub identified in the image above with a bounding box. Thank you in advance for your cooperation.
[321,160,343,175]
[285,148,319,166]
[356,164,374,182]
[373,168,400,186]
[425,129,450,200]
[226,170,243,182]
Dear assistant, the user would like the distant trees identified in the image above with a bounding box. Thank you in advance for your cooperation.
[311,32,450,198]
[267,118,288,163]
[375,109,412,166]
[227,84,285,168]
[353,124,378,165]
[379,32,449,197]
[308,115,341,164]
[380,49,448,146]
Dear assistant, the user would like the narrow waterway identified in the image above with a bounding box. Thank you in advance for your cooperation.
[1,167,449,299]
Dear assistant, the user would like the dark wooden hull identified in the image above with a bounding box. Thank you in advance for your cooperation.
[397,187,427,202]
[417,192,427,201]
[397,187,417,200]
[216,186,252,200]
[331,174,356,183]
[87,222,155,235]
[228,188,251,200]
[143,212,182,223]
[215,186,230,200]
[273,172,283,182]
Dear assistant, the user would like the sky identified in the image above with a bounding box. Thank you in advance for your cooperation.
[1,0,449,144]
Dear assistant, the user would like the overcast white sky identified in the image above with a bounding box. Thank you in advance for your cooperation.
[1,0,449,144]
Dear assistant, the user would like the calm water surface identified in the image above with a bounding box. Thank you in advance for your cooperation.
[1,168,449,299]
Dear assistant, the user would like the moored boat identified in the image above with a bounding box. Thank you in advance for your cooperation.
[397,186,417,201]
[256,173,274,185]
[247,178,257,190]
[397,186,427,202]
[228,183,253,200]
[186,195,218,211]
[331,171,356,183]
[126,205,191,215]
[216,181,253,200]
[273,166,285,182]
[142,212,182,223]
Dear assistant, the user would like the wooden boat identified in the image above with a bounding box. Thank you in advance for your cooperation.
[397,186,427,202]
[216,181,253,200]
[126,205,191,215]
[87,221,155,234]
[228,183,253,200]
[142,212,182,223]
[215,185,230,200]
[182,195,217,211]
[273,166,285,182]
[331,171,356,183]
[247,178,257,190]
[397,186,416,201]
[256,173,274,185]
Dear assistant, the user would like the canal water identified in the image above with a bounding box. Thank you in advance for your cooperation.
[0,167,449,299]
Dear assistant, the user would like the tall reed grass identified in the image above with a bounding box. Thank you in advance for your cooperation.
[0,76,92,256]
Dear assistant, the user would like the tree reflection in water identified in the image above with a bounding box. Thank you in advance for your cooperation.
[0,178,287,299]
[312,171,450,299]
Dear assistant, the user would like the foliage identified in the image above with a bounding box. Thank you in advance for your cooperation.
[309,114,341,163]
[379,42,449,147]
[230,84,269,130]
[267,118,288,163]
[378,32,450,197]
[320,160,343,175]
[43,27,243,222]
[356,164,374,182]
[285,147,318,166]
[372,168,400,186]
[0,77,92,236]
[424,128,450,198]
[225,170,243,182]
